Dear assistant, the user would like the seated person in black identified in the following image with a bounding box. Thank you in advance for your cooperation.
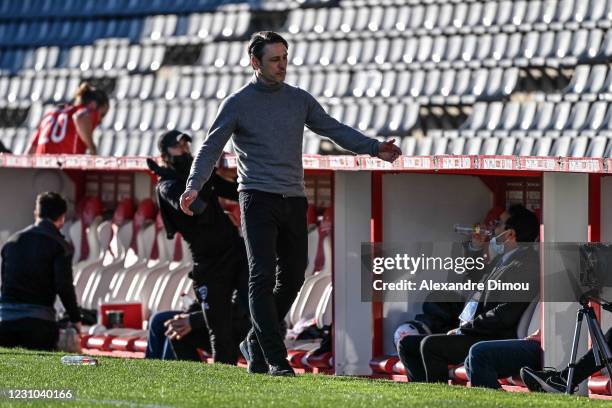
[398,204,540,383]
[0,192,81,351]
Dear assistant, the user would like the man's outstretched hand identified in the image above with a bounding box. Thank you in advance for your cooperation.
[377,139,402,163]
[180,189,198,216]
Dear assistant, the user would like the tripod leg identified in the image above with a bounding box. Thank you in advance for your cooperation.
[586,309,612,386]
[585,311,603,367]
[566,309,585,395]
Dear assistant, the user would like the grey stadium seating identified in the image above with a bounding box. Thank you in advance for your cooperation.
[1,0,612,158]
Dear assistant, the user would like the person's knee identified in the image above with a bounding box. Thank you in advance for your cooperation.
[469,342,493,365]
[465,342,491,375]
[150,311,173,333]
[398,335,423,362]
[397,335,411,357]
[419,335,437,358]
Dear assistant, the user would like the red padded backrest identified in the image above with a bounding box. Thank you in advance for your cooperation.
[81,197,103,227]
[112,199,135,226]
[155,212,164,230]
[307,204,317,227]
[149,213,165,260]
[77,197,103,261]
[133,198,156,228]
[173,233,184,262]
[130,199,157,252]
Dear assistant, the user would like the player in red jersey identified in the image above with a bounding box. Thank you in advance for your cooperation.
[27,83,109,155]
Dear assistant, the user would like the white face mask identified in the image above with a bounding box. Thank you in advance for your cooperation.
[489,230,509,257]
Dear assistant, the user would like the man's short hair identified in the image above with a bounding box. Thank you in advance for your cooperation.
[505,204,539,243]
[35,192,67,221]
[248,31,289,60]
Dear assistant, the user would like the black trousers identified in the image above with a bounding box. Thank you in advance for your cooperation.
[239,190,308,366]
[398,333,486,382]
[0,318,58,351]
[192,235,249,365]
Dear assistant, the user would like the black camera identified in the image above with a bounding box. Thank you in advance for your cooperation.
[579,243,612,290]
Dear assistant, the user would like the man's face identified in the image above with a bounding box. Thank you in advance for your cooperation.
[56,214,65,230]
[252,42,288,84]
[494,211,517,249]
[493,211,510,237]
[166,137,192,158]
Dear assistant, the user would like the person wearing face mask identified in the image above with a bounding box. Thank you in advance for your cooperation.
[398,204,540,383]
[27,83,109,155]
[147,130,249,365]
[0,192,82,351]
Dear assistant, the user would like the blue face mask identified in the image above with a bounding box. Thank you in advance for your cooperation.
[489,230,509,257]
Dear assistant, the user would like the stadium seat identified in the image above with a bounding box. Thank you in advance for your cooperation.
[586,135,608,157]
[75,213,129,303]
[589,374,612,397]
[591,0,611,29]
[69,197,103,265]
[81,200,155,310]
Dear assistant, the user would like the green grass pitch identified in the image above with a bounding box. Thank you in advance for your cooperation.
[0,348,608,407]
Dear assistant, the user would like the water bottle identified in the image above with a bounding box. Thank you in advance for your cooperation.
[60,355,99,366]
[453,224,492,237]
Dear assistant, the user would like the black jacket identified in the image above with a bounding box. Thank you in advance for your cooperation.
[156,167,240,265]
[459,246,539,339]
[0,219,81,322]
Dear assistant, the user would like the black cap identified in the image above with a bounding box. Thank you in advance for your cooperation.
[158,130,192,154]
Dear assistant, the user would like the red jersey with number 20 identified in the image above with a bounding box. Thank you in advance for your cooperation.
[31,104,100,154]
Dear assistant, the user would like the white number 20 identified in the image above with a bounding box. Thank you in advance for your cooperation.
[39,112,69,145]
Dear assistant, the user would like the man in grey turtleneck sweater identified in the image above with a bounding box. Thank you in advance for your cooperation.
[181,31,401,375]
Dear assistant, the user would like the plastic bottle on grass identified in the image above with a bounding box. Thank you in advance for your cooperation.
[61,355,99,366]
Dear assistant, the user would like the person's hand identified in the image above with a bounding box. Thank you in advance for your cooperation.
[73,322,83,334]
[377,139,402,163]
[470,226,488,250]
[164,314,192,341]
[180,189,198,216]
[447,328,460,336]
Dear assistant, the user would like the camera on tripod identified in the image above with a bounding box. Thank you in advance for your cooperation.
[561,243,612,395]
[578,243,612,295]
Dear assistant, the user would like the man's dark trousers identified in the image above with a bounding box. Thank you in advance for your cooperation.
[0,318,58,351]
[398,333,487,382]
[193,238,249,365]
[239,190,308,366]
[464,339,542,389]
[421,334,491,382]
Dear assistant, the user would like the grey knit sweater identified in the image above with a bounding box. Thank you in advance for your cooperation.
[187,75,380,197]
